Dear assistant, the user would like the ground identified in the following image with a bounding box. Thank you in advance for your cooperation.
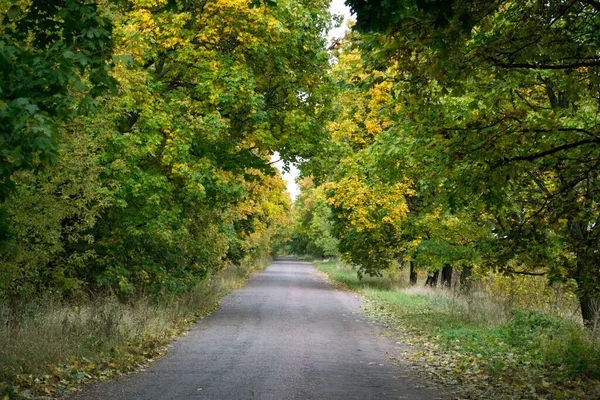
[68,257,445,400]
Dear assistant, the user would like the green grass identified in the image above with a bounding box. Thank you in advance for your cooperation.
[0,257,270,399]
[318,263,396,291]
[315,260,600,400]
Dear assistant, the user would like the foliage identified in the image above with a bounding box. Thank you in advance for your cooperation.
[1,0,331,300]
[1,119,111,299]
[296,0,600,325]
[289,177,339,258]
[0,0,115,245]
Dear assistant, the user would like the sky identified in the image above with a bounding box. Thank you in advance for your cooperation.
[329,0,353,40]
[272,1,353,201]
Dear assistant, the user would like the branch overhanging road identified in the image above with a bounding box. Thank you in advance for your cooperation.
[71,257,445,400]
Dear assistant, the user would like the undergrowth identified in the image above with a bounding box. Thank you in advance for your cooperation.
[0,257,270,399]
[315,260,600,400]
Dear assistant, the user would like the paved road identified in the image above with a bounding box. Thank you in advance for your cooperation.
[72,257,444,400]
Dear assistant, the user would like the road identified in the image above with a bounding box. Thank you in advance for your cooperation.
[71,257,444,400]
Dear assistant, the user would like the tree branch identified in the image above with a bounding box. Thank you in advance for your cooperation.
[496,138,600,166]
[505,268,548,276]
[491,59,600,70]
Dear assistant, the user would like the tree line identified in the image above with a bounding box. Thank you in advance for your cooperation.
[0,0,333,303]
[293,0,600,327]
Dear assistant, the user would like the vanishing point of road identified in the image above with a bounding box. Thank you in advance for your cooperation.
[72,257,445,400]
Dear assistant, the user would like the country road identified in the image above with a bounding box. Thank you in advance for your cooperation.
[71,257,445,400]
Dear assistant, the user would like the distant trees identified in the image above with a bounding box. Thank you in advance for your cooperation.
[289,178,339,259]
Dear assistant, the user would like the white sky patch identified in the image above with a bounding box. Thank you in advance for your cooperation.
[328,0,353,41]
[272,2,353,201]
[271,152,300,200]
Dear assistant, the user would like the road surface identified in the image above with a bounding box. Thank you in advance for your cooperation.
[71,257,444,400]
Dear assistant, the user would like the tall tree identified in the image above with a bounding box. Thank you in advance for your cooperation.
[342,0,600,324]
[1,0,333,299]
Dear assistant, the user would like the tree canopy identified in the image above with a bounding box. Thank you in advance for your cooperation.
[292,0,600,325]
[1,0,332,300]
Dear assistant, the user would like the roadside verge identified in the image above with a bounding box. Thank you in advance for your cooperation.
[314,260,600,400]
[1,258,270,400]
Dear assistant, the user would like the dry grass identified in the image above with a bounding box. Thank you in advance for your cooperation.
[485,273,582,321]
[378,262,584,325]
[316,260,600,399]
[0,257,270,398]
[401,285,509,326]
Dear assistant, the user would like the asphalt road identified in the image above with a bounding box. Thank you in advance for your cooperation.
[71,257,444,400]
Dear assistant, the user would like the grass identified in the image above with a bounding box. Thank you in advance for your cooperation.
[0,257,270,399]
[315,260,600,400]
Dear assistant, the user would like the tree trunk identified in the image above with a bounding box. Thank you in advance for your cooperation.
[409,262,418,285]
[572,249,599,329]
[425,270,439,287]
[580,296,596,329]
[441,264,453,287]
[460,266,473,293]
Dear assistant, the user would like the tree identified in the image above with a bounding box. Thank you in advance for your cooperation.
[87,0,332,294]
[1,117,112,301]
[341,0,600,325]
[1,0,333,300]
[0,0,115,200]
[290,177,339,258]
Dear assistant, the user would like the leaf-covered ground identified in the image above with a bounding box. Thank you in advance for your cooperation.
[315,261,600,400]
